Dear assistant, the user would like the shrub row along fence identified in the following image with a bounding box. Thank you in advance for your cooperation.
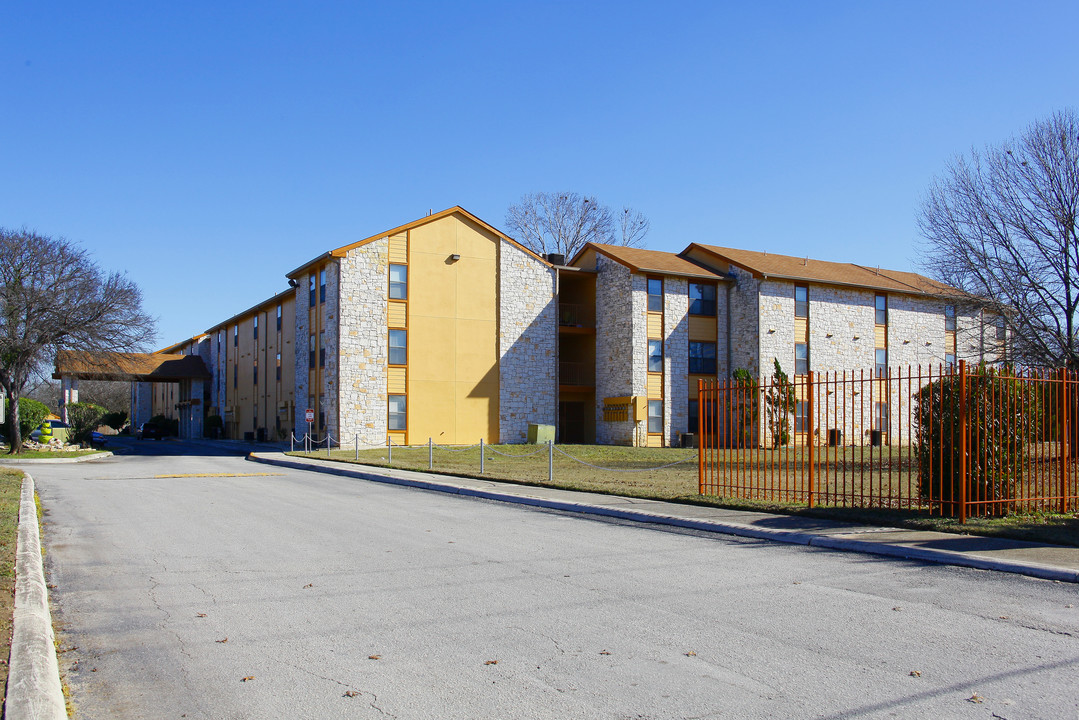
[698,361,1078,521]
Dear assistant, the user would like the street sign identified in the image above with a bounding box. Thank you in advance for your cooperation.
[305,408,315,423]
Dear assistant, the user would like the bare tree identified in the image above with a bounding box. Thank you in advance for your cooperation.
[505,192,650,259]
[919,110,1079,370]
[0,228,155,452]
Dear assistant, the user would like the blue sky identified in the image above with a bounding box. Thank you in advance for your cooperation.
[2,1,1077,346]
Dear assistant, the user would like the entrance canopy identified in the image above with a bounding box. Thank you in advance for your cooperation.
[53,350,212,383]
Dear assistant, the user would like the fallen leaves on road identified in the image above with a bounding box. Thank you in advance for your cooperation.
[344,690,360,698]
[241,676,255,682]
[909,670,921,677]
[893,607,902,611]
[599,650,611,656]
[368,655,381,660]
[303,583,313,589]
[216,638,228,644]
[968,692,983,703]
[196,613,207,618]
[999,616,1009,620]
[485,660,499,665]
[685,651,697,657]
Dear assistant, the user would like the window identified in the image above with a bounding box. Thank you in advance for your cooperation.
[648,340,663,372]
[795,343,808,375]
[688,399,699,434]
[254,315,259,340]
[794,401,808,434]
[874,402,890,431]
[689,283,716,316]
[308,334,315,369]
[875,348,888,378]
[309,274,316,307]
[945,353,956,370]
[276,304,282,332]
[388,395,407,431]
[689,341,717,374]
[276,353,281,381]
[319,269,327,303]
[945,305,956,332]
[319,330,326,368]
[233,364,237,388]
[253,358,258,385]
[389,264,407,299]
[389,329,407,365]
[647,399,663,433]
[995,316,1006,341]
[233,325,238,347]
[647,278,663,312]
[795,285,808,318]
[875,294,887,325]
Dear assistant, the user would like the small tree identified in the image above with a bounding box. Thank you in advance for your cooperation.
[724,368,759,448]
[4,397,49,441]
[915,364,1039,512]
[66,402,107,443]
[764,358,796,447]
[101,411,128,432]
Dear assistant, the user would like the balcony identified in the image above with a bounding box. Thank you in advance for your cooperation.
[559,303,595,332]
[559,361,593,387]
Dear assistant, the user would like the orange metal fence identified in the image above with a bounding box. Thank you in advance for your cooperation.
[698,361,1078,520]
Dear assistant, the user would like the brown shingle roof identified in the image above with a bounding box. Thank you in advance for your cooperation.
[687,244,956,296]
[54,350,211,381]
[583,243,728,280]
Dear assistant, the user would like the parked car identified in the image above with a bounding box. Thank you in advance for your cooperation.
[136,422,162,440]
[90,431,107,446]
[31,420,70,443]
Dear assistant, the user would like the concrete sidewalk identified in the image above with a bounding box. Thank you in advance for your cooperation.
[248,451,1079,584]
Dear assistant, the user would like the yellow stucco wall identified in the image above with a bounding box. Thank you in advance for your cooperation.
[405,215,499,444]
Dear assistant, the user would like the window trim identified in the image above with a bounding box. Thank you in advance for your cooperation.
[875,348,888,378]
[389,264,408,300]
[388,329,407,366]
[794,285,809,319]
[646,277,663,313]
[688,282,717,317]
[647,339,663,373]
[875,294,888,326]
[945,304,956,332]
[647,399,663,434]
[688,341,717,374]
[388,394,407,432]
[795,342,809,376]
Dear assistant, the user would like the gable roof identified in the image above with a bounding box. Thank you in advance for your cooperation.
[685,244,957,296]
[286,206,549,278]
[54,350,212,382]
[576,243,728,281]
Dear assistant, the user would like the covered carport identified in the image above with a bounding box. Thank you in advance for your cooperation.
[53,350,213,439]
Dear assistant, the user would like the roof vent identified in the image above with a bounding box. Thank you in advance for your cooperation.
[547,253,566,265]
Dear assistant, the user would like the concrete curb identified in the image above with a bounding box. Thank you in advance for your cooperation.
[248,453,1079,585]
[4,473,67,720]
[0,451,112,465]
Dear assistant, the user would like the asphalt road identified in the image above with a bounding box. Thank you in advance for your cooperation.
[31,442,1079,719]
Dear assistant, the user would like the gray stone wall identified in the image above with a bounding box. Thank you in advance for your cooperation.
[807,285,877,374]
[595,256,645,445]
[715,281,730,379]
[337,239,389,444]
[293,284,309,438]
[757,279,798,379]
[498,242,558,443]
[664,277,689,446]
[727,266,760,377]
[888,294,948,369]
[323,261,340,442]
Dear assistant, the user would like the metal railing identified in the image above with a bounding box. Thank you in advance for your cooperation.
[698,361,1077,520]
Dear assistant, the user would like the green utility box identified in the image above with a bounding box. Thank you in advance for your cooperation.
[526,423,555,445]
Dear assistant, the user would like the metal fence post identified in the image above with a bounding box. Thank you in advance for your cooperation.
[428,437,433,470]
[807,370,816,508]
[327,433,331,457]
[355,433,359,461]
[1061,368,1070,514]
[548,440,554,483]
[290,432,294,453]
[387,435,391,463]
[697,379,705,496]
[958,359,968,524]
[479,438,485,474]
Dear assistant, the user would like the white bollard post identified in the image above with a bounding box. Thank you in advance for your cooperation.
[387,435,392,463]
[355,433,359,461]
[428,437,433,470]
[548,440,554,483]
[480,438,485,474]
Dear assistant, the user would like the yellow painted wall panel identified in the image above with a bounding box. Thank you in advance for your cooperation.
[875,324,887,348]
[456,259,497,321]
[646,433,664,448]
[388,301,407,328]
[795,316,808,342]
[647,312,662,338]
[388,367,407,394]
[388,233,408,264]
[455,216,499,260]
[647,373,663,397]
[409,316,456,383]
[688,316,717,342]
[389,432,407,446]
[687,375,712,399]
[407,380,458,443]
[409,218,457,256]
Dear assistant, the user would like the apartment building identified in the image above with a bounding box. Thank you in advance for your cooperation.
[135,206,1003,448]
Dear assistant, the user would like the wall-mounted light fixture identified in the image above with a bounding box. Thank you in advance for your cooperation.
[288,279,298,288]
[449,253,461,262]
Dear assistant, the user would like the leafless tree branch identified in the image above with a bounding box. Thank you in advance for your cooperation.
[505,191,650,259]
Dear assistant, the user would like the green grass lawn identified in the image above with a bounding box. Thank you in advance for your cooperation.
[0,446,102,460]
[0,468,25,700]
[287,443,1079,547]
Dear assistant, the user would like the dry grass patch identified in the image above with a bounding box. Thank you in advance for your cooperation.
[0,468,25,698]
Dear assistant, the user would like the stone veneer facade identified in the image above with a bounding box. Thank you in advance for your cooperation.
[727,266,761,377]
[663,277,689,446]
[322,261,340,441]
[498,241,558,443]
[293,283,310,439]
[595,256,648,444]
[337,239,389,444]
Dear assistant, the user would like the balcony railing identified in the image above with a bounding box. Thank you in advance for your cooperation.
[559,303,594,328]
[559,361,593,386]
